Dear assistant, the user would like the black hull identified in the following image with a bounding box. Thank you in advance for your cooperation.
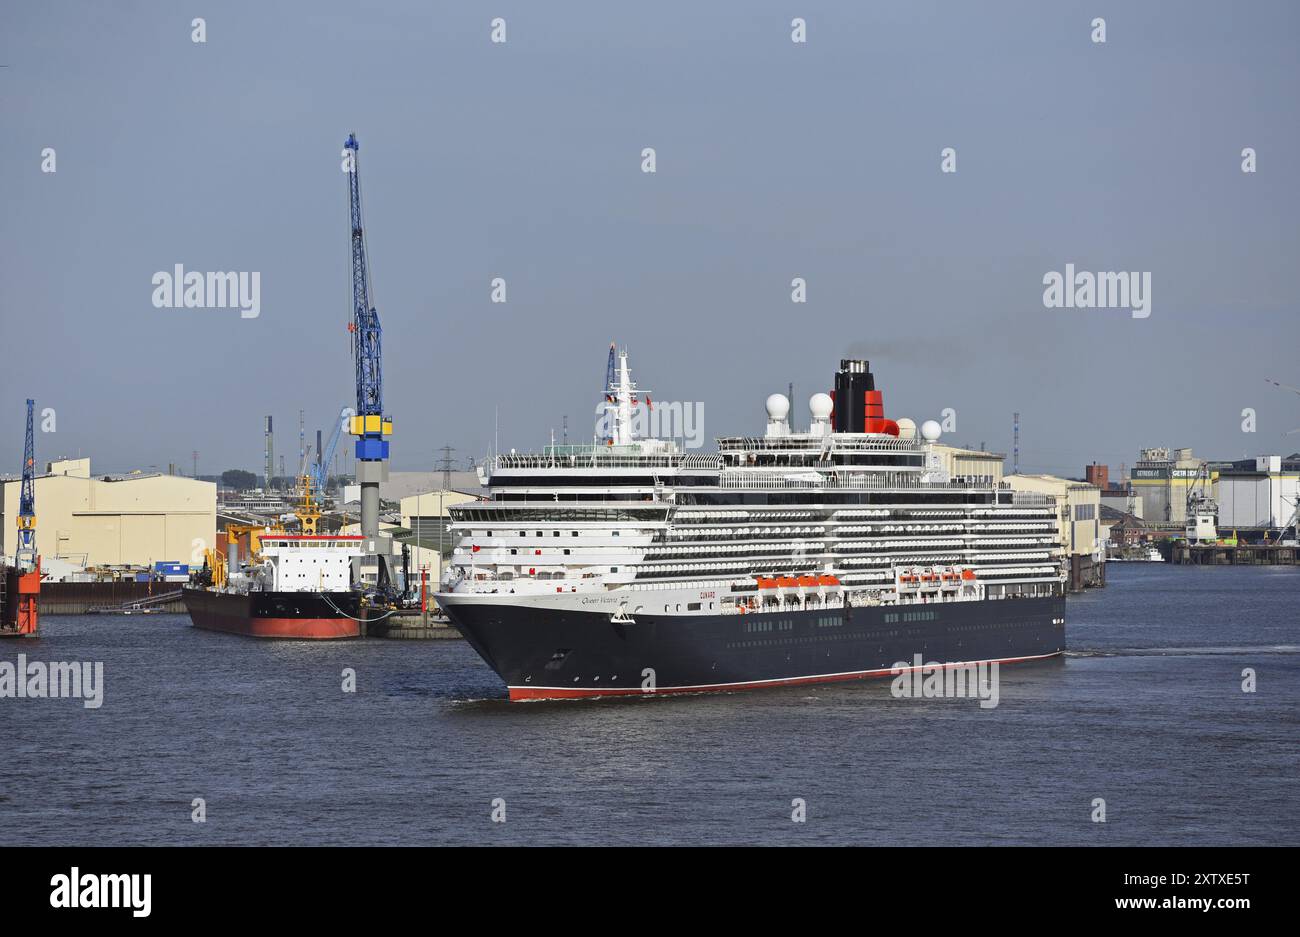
[443,595,1066,700]
[183,587,364,639]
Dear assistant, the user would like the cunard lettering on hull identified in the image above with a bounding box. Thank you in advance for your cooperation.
[438,351,1067,701]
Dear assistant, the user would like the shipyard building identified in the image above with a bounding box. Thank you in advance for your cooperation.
[0,458,216,570]
[931,444,1005,486]
[1214,454,1300,530]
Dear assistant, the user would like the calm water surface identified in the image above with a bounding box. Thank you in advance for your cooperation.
[2,564,1296,845]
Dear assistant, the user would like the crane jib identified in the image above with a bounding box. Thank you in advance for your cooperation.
[343,132,389,459]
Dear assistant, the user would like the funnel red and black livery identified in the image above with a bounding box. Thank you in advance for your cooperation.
[183,587,362,639]
[830,359,900,436]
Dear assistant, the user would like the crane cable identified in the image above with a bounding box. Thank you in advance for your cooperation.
[317,592,397,622]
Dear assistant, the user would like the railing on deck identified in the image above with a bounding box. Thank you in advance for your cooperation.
[491,452,722,471]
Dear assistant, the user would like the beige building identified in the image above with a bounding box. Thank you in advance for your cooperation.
[931,444,1005,486]
[0,459,216,568]
[1005,473,1103,590]
[400,489,480,534]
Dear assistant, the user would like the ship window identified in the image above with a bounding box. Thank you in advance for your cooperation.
[612,531,620,537]
[610,567,618,573]
[563,549,571,555]
[572,531,579,537]
[688,602,701,611]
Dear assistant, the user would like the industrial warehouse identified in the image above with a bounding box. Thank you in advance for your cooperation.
[0,458,215,573]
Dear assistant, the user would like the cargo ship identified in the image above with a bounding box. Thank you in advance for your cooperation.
[0,558,40,638]
[183,534,368,639]
[437,353,1067,701]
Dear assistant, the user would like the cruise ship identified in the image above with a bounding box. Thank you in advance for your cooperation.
[438,352,1066,700]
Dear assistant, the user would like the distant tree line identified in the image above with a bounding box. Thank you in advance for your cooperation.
[220,469,257,490]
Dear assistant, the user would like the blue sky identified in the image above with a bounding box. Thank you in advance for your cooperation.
[2,0,1298,479]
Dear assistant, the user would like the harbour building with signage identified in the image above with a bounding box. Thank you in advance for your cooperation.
[1129,447,1210,525]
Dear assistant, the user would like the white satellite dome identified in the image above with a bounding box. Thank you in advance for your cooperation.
[895,417,917,440]
[765,393,791,421]
[809,393,833,421]
[920,420,942,442]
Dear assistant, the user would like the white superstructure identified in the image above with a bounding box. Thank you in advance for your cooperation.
[442,354,1066,617]
[231,535,365,594]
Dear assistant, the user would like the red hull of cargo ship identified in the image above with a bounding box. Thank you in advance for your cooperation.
[183,586,361,640]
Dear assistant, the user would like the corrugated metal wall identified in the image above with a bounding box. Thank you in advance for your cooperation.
[39,581,186,614]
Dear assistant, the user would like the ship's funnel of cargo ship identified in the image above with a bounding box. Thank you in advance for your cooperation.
[830,359,900,436]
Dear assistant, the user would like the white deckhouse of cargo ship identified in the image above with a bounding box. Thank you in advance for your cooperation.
[438,351,1066,700]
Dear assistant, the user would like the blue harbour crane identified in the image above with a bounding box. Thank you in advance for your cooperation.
[311,407,349,504]
[15,399,37,571]
[292,407,349,537]
[343,133,393,583]
[346,134,386,435]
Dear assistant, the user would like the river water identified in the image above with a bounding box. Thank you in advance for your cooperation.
[2,563,1295,845]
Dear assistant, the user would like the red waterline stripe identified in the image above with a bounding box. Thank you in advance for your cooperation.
[192,614,360,639]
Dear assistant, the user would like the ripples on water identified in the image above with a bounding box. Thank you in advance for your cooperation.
[2,564,1295,845]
